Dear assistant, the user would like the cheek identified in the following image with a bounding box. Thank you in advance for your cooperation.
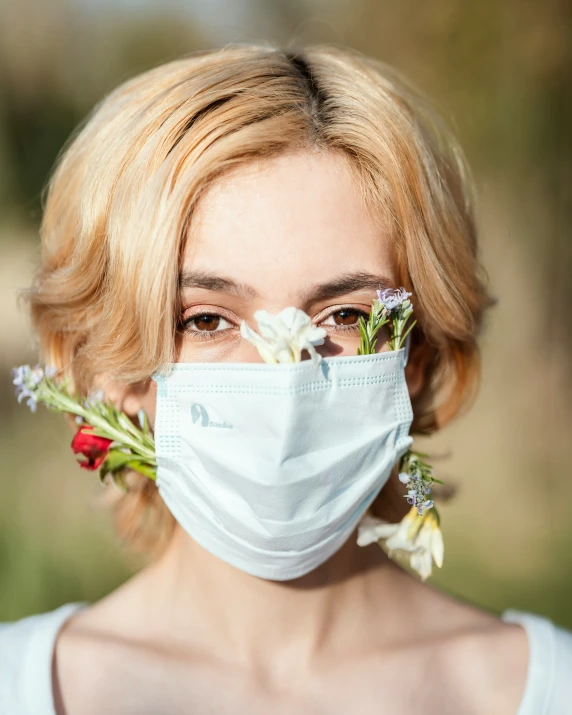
[122,383,158,430]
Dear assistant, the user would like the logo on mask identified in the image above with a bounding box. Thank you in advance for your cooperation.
[191,402,233,429]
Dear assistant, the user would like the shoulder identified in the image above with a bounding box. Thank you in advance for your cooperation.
[437,605,572,715]
[400,582,534,713]
[428,604,530,715]
[0,602,87,714]
[502,609,572,714]
[368,578,530,713]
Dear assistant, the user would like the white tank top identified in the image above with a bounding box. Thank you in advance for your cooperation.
[0,603,571,713]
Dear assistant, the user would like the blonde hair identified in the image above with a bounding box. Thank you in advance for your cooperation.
[26,42,494,558]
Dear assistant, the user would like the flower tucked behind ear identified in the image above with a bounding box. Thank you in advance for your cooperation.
[240,306,326,364]
[11,363,156,488]
[357,507,444,581]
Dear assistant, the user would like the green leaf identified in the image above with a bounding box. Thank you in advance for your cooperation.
[125,460,157,480]
[98,449,156,483]
[99,449,137,478]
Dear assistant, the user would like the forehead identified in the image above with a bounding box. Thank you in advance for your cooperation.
[184,150,396,297]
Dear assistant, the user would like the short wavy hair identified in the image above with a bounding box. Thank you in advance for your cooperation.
[24,43,495,558]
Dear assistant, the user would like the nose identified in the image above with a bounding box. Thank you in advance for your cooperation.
[235,331,316,364]
[237,340,270,364]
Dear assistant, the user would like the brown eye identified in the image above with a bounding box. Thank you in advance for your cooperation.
[332,309,363,326]
[181,313,232,336]
[319,308,370,334]
[193,314,221,332]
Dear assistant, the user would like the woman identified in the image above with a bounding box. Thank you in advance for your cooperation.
[1,43,571,714]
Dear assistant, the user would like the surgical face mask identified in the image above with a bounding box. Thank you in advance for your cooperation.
[152,345,413,581]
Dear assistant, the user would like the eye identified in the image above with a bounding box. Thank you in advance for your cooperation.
[319,307,370,332]
[179,306,372,342]
[180,312,233,340]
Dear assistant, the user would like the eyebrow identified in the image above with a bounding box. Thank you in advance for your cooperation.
[179,269,393,304]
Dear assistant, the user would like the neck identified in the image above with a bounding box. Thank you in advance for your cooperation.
[136,525,417,670]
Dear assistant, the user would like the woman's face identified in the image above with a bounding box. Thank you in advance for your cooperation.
[126,149,411,424]
[178,149,398,363]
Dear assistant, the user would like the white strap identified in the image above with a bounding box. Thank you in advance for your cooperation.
[403,333,411,367]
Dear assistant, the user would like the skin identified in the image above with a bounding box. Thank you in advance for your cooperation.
[53,149,528,714]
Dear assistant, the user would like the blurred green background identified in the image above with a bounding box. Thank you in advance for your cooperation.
[1,0,571,627]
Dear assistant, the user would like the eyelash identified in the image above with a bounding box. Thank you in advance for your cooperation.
[178,307,371,342]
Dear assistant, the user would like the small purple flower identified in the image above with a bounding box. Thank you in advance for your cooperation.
[401,471,434,516]
[11,365,27,388]
[405,489,417,505]
[12,364,44,388]
[377,287,412,312]
[11,364,45,413]
[419,500,434,514]
[19,391,39,412]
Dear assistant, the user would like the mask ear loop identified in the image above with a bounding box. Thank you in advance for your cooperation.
[403,333,411,367]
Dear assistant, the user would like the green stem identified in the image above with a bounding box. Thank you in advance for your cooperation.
[397,319,417,349]
[40,379,155,462]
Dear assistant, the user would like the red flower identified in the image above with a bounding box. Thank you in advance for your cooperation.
[71,425,113,470]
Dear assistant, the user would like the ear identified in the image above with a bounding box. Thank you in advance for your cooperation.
[92,374,157,425]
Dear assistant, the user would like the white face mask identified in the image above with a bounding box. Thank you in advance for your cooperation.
[152,346,413,581]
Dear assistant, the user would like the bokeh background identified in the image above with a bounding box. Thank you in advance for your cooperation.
[1,0,571,626]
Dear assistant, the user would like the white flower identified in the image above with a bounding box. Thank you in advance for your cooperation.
[409,514,444,580]
[357,507,444,581]
[357,514,408,547]
[240,306,326,365]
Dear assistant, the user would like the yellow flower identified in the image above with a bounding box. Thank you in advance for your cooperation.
[357,506,444,581]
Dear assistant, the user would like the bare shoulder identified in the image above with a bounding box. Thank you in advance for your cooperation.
[418,586,529,714]
[52,586,162,714]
